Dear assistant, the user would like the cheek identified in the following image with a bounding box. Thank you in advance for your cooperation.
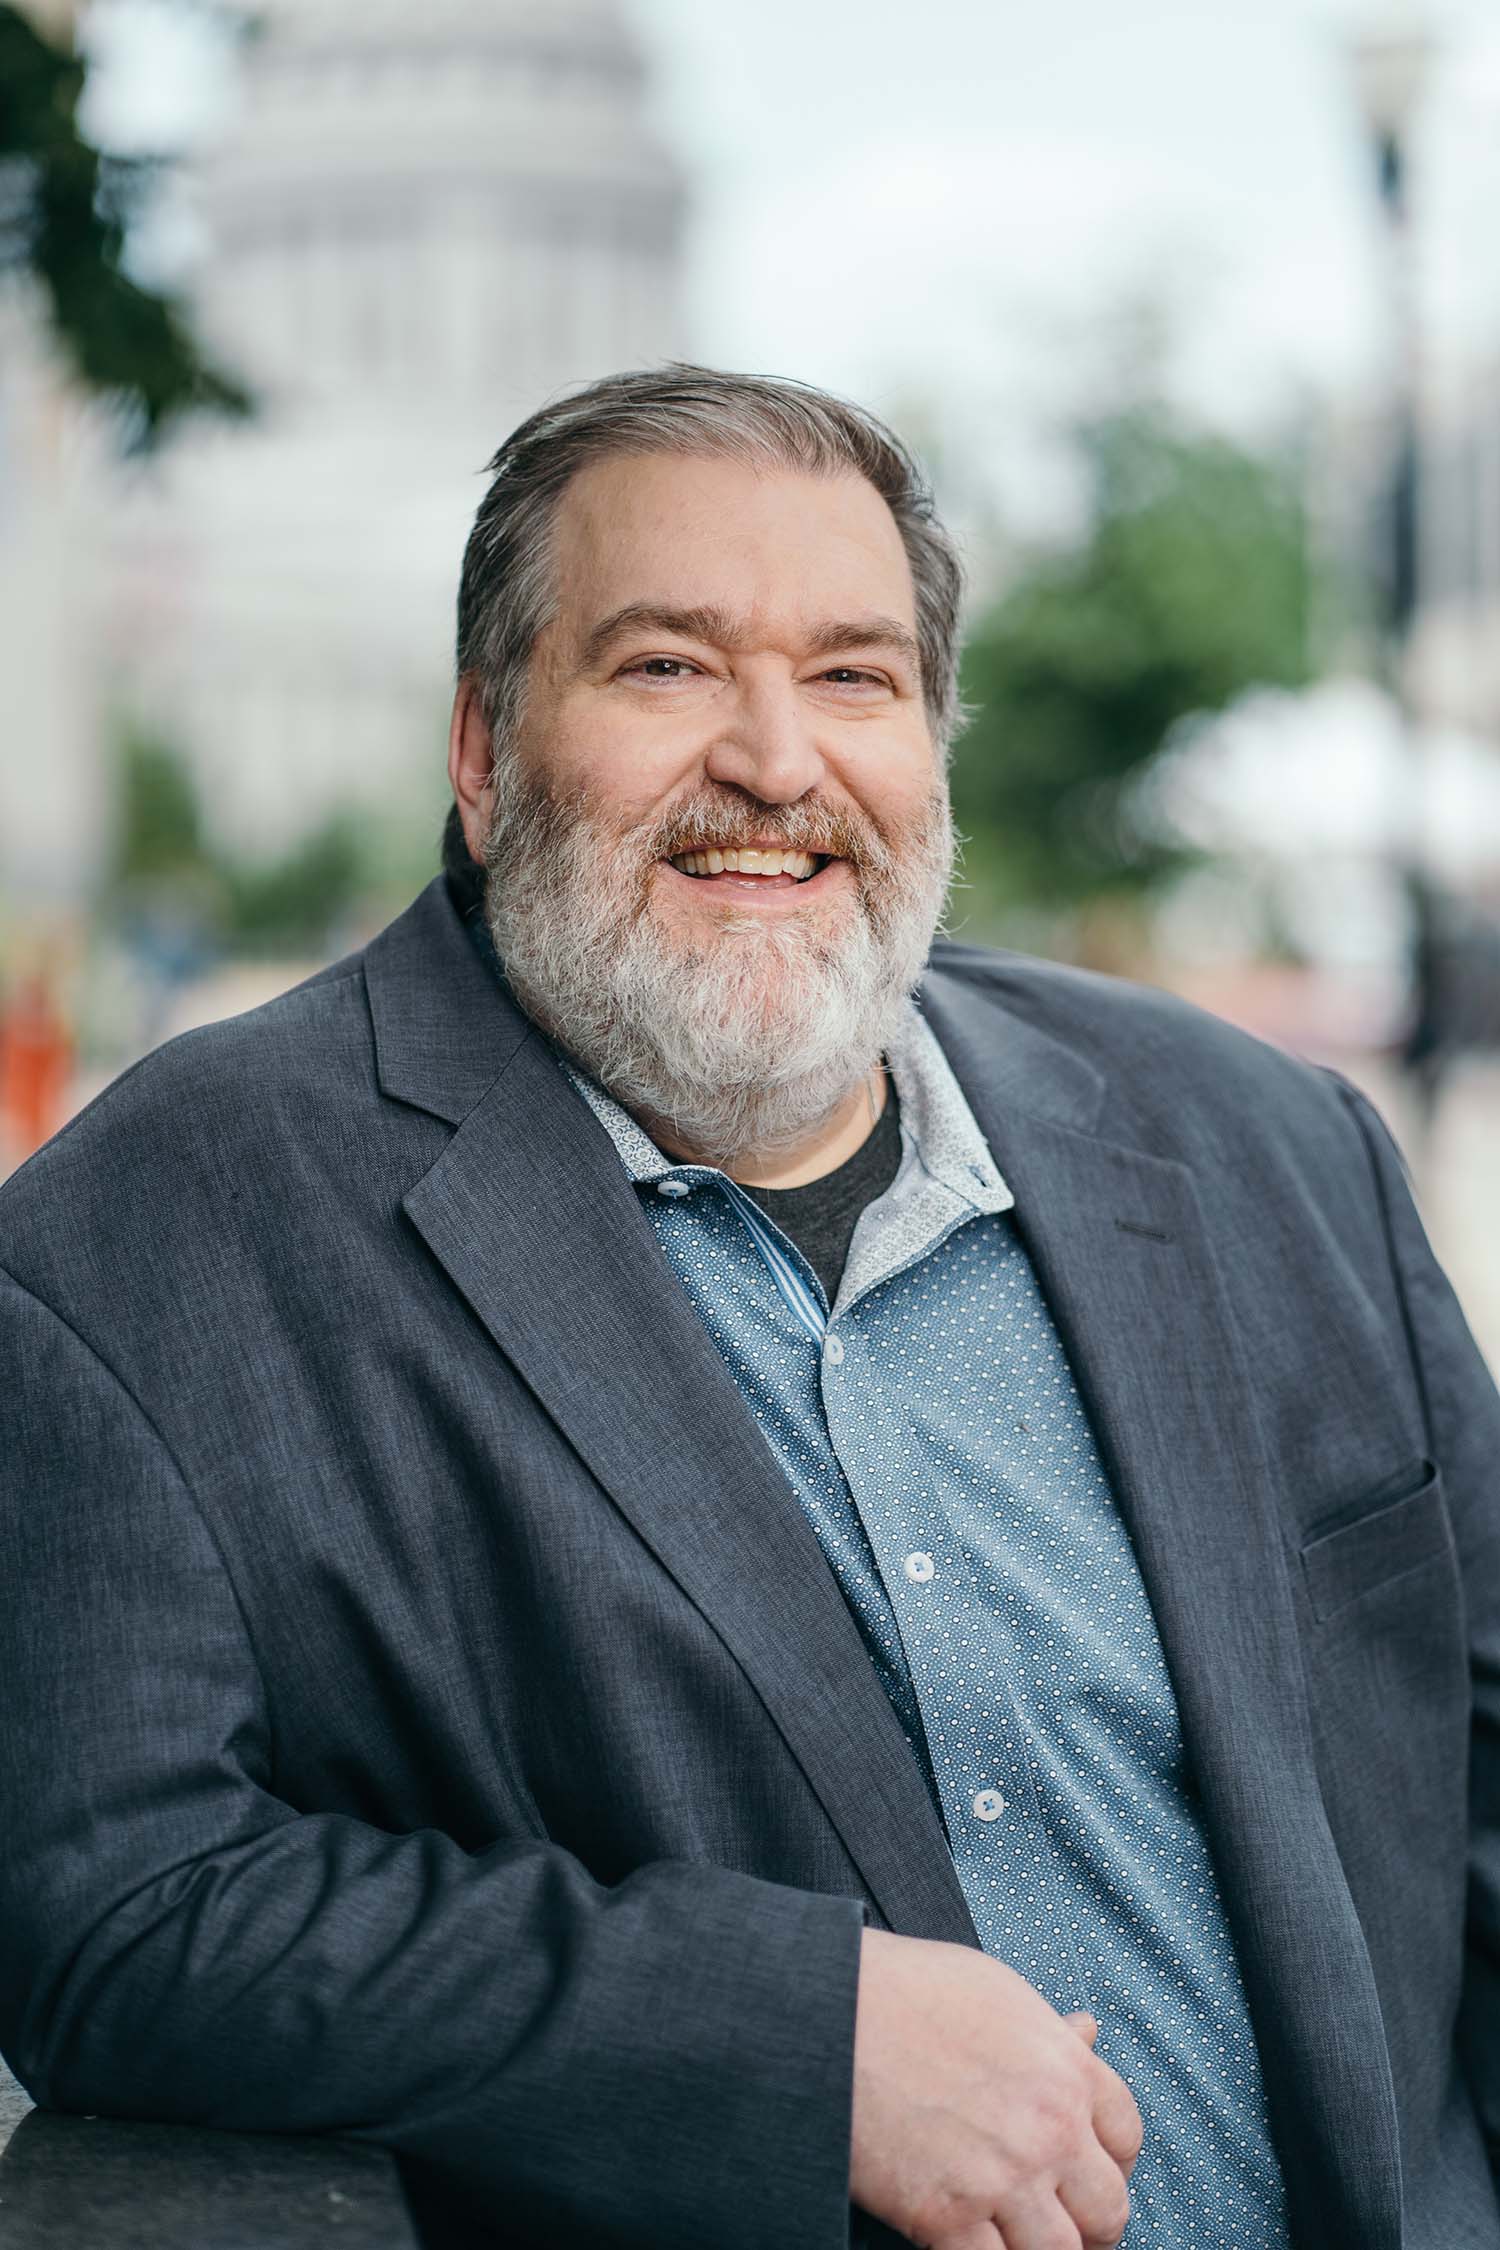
[847,754,945,845]
[550,706,707,826]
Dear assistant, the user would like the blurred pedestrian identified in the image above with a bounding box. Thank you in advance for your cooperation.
[0,963,72,1166]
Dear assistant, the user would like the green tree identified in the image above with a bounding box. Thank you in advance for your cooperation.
[952,405,1319,939]
[220,818,369,956]
[108,730,446,960]
[0,2,249,446]
[112,728,204,885]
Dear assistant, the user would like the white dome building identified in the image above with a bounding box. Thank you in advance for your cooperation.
[108,0,687,859]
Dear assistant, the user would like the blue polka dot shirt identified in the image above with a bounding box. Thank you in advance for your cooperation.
[569,1008,1290,2248]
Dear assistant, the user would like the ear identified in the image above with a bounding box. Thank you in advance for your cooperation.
[447,675,495,865]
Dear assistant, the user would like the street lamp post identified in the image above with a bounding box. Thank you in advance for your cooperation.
[1349,7,1434,682]
[1347,4,1438,1086]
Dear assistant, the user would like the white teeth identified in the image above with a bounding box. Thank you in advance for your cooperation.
[668,846,824,879]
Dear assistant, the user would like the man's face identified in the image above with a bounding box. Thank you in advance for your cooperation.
[505,449,940,934]
[475,450,955,1160]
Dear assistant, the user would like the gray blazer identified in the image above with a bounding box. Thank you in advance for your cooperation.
[1,875,1496,2250]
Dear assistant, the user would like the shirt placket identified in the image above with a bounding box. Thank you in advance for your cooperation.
[603,1090,1090,2001]
[815,1303,1092,2008]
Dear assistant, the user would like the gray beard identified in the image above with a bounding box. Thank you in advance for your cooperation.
[481,759,954,1166]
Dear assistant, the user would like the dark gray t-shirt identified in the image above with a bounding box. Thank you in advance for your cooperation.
[740,1088,902,1308]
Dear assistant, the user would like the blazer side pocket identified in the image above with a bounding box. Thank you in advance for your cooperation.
[1299,1464,1452,1624]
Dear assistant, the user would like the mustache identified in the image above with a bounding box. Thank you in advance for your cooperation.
[638,789,892,871]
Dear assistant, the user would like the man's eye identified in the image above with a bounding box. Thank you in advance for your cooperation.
[626,657,698,680]
[821,667,884,687]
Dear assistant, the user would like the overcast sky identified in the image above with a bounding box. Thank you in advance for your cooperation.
[82,0,1500,483]
[631,0,1500,425]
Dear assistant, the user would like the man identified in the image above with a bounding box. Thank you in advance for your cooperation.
[0,365,1496,2250]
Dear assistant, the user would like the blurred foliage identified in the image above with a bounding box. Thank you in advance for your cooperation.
[107,730,436,960]
[952,404,1321,940]
[0,2,249,446]
[113,730,204,879]
[220,820,369,955]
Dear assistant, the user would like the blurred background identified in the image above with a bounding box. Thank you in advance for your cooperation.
[2,0,1498,1359]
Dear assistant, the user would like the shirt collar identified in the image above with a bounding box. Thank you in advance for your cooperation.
[562,1002,1015,1218]
[885,1003,1014,1217]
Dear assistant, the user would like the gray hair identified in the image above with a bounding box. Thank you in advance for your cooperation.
[454,362,966,765]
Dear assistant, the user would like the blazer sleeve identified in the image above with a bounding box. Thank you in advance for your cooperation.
[1337,1086,1500,2172]
[0,1269,865,2250]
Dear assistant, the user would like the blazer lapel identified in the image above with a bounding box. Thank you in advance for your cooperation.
[369,885,975,1945]
[922,969,1403,2250]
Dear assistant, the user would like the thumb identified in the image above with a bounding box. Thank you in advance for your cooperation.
[1065,2011,1099,2046]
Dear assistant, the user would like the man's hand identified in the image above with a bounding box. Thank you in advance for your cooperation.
[850,1930,1143,2250]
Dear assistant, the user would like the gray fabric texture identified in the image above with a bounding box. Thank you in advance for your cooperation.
[0,874,1497,2250]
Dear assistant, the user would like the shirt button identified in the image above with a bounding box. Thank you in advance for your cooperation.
[823,1334,844,1366]
[656,1179,690,1199]
[904,1551,935,1584]
[972,1789,1005,1823]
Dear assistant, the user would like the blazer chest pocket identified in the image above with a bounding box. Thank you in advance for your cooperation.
[1299,1463,1453,1624]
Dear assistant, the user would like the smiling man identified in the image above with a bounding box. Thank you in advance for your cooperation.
[1,367,1498,2250]
[456,445,954,1186]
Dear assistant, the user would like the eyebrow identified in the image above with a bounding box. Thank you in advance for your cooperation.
[580,602,923,676]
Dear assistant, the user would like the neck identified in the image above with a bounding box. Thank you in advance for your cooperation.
[645,1067,889,1189]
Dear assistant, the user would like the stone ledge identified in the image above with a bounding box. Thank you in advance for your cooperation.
[0,2108,419,2250]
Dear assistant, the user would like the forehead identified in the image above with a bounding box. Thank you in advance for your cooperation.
[548,451,918,635]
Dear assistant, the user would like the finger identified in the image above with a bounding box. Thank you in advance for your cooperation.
[1090,2069,1144,2177]
[1058,2151,1131,2249]
[1064,2011,1099,2047]
[992,2184,1084,2250]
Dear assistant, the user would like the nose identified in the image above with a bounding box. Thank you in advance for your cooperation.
[702,673,827,806]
